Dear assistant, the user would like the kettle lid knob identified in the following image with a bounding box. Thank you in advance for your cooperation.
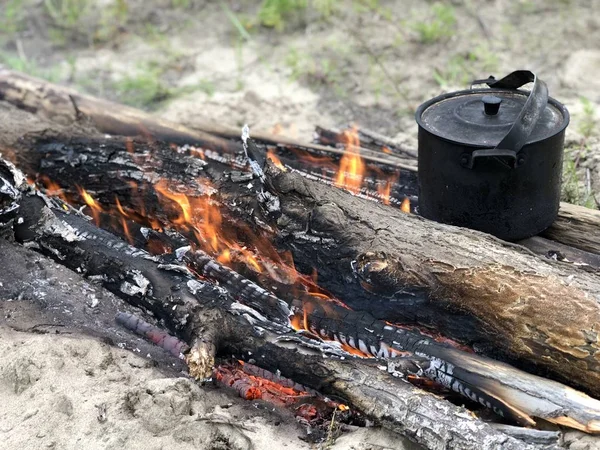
[482,95,502,116]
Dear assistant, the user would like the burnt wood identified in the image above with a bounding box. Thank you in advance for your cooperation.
[1,69,598,255]
[5,182,546,450]
[9,132,600,399]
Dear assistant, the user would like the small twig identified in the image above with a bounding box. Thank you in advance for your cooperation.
[324,407,338,449]
[195,414,257,432]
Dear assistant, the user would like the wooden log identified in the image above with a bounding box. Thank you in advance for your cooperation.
[6,177,548,450]
[0,69,416,171]
[517,235,600,270]
[543,202,600,255]
[3,72,600,397]
[6,134,600,437]
[1,70,598,255]
[261,164,600,397]
[315,124,600,256]
[8,130,600,402]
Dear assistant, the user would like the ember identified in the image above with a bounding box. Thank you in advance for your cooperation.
[214,360,356,430]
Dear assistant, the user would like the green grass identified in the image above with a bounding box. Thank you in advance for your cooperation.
[411,2,456,44]
[561,98,598,208]
[0,52,62,82]
[578,97,597,139]
[561,145,597,208]
[433,45,499,88]
[256,0,368,31]
[258,0,308,31]
[110,61,215,109]
[1,0,27,37]
[42,0,128,46]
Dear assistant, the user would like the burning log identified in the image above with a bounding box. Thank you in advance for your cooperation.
[7,126,600,435]
[1,164,548,450]
[0,69,416,171]
[6,128,600,400]
[2,69,597,255]
[5,74,595,442]
[315,124,600,256]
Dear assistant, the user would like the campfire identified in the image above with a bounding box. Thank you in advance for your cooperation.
[3,69,600,450]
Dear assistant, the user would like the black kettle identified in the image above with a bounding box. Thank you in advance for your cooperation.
[415,70,570,241]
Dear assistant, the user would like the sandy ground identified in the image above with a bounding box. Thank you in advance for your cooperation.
[0,329,419,450]
[2,0,600,448]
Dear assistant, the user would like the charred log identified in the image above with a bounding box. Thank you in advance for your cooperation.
[4,178,550,450]
[1,71,598,257]
[7,132,600,400]
[261,164,600,397]
[0,69,416,170]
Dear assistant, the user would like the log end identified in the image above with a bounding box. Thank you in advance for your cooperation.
[185,339,216,380]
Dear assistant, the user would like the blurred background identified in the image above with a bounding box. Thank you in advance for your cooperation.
[1,0,599,207]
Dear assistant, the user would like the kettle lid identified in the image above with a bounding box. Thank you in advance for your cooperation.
[416,81,569,148]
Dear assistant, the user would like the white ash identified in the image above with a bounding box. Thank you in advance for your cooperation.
[241,124,265,183]
[139,227,151,239]
[158,263,194,277]
[186,279,205,295]
[37,210,83,243]
[120,270,151,297]
[175,246,191,260]
[258,191,280,215]
[89,295,99,308]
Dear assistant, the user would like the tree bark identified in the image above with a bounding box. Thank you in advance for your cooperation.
[543,202,600,255]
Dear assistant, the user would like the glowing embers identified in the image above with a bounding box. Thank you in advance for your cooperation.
[401,197,411,213]
[214,360,354,429]
[153,179,223,252]
[335,126,365,194]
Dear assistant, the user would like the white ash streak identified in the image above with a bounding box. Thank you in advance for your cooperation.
[241,124,265,183]
[186,279,205,295]
[158,263,194,277]
[176,246,191,261]
[120,270,151,297]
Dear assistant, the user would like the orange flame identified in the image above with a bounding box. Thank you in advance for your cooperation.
[78,187,103,225]
[335,126,365,194]
[266,149,286,171]
[115,197,134,245]
[38,176,68,203]
[154,180,192,225]
[401,197,411,213]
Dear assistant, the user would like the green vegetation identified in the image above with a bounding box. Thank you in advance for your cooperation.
[258,0,308,30]
[43,0,91,29]
[42,0,128,46]
[561,98,598,208]
[410,2,456,44]
[578,97,597,139]
[1,0,27,37]
[561,145,597,208]
[110,60,214,109]
[0,52,62,82]
[285,47,343,93]
[433,45,499,88]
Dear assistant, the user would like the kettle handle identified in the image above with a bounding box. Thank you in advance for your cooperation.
[462,70,549,169]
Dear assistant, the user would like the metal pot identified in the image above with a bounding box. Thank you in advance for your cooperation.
[415,70,570,241]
